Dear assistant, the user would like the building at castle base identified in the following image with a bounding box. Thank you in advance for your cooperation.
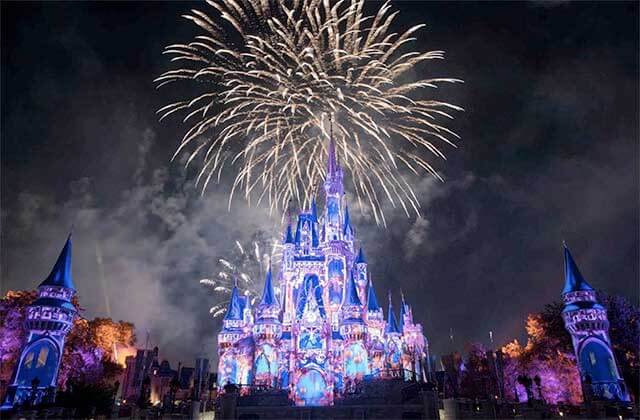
[2,235,77,409]
[216,138,430,406]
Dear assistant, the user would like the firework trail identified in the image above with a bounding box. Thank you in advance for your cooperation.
[201,235,282,318]
[157,0,462,224]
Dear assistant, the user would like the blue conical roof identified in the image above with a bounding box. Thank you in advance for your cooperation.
[311,198,318,223]
[367,278,381,311]
[385,293,401,334]
[344,270,362,306]
[562,244,595,294]
[399,293,407,333]
[355,247,366,264]
[259,265,278,307]
[343,205,354,236]
[39,234,75,290]
[284,223,294,244]
[224,285,244,321]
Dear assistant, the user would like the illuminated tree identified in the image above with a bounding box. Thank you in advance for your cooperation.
[0,290,136,394]
[0,290,38,386]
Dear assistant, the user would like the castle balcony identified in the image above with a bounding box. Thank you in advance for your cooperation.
[563,290,597,305]
[38,286,74,301]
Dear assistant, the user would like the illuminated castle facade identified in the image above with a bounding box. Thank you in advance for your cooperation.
[216,138,429,406]
[561,245,630,402]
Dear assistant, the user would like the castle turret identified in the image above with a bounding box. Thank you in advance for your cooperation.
[340,271,365,336]
[255,266,281,327]
[343,205,354,246]
[385,293,403,371]
[311,197,318,224]
[340,271,369,380]
[561,244,630,402]
[399,294,425,381]
[253,266,282,387]
[3,234,77,408]
[217,283,254,387]
[282,221,295,325]
[365,278,386,374]
[219,285,245,349]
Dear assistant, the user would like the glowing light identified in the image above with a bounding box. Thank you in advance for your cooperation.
[157,0,462,224]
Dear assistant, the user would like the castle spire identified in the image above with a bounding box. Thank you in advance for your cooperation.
[344,270,362,307]
[224,284,244,321]
[323,116,345,242]
[385,292,401,334]
[259,263,278,307]
[343,204,354,237]
[311,197,318,223]
[284,223,294,244]
[327,119,339,177]
[366,277,381,312]
[562,243,595,294]
[399,291,407,333]
[355,247,367,264]
[39,232,75,290]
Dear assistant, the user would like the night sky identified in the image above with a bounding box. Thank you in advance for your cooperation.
[2,1,638,366]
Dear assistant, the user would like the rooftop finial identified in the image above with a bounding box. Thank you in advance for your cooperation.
[327,113,338,176]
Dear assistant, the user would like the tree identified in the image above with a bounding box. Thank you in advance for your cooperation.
[0,290,38,386]
[458,343,496,399]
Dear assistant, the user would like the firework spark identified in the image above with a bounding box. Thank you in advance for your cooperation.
[157,0,462,224]
[201,236,281,318]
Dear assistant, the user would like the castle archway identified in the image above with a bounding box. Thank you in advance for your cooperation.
[16,338,60,387]
[579,339,618,383]
[295,369,328,406]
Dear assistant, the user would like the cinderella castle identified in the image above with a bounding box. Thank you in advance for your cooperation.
[215,138,429,406]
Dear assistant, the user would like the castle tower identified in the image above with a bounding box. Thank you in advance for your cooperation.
[561,244,630,402]
[399,294,427,381]
[252,266,282,387]
[354,248,368,304]
[340,271,369,381]
[217,283,253,387]
[3,234,77,408]
[385,293,403,372]
[342,205,355,249]
[324,136,344,242]
[282,221,296,326]
[365,278,386,374]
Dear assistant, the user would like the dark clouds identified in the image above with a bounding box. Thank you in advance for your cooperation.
[1,1,638,365]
